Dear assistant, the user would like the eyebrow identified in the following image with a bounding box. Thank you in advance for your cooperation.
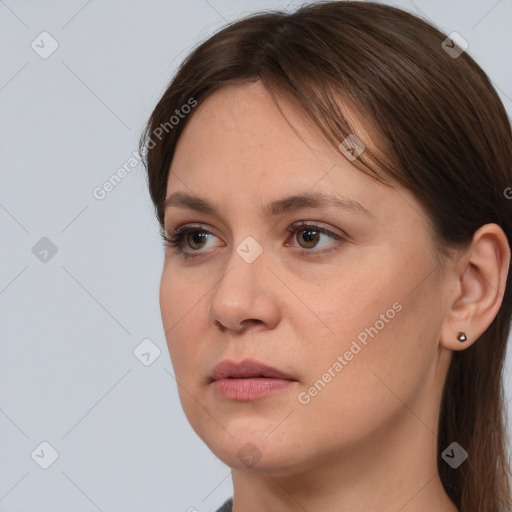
[164,191,374,219]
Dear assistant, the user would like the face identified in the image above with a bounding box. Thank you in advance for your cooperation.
[160,81,450,475]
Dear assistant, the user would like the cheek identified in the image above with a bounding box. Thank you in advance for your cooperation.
[159,268,203,376]
[308,263,398,353]
[291,308,433,453]
[159,263,205,330]
[297,258,439,415]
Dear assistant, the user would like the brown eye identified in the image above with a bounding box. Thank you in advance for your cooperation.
[296,228,321,249]
[186,231,209,250]
[286,221,346,256]
[161,225,221,258]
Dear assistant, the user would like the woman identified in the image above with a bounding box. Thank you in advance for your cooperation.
[140,1,512,511]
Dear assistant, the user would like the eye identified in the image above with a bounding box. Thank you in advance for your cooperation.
[285,221,344,254]
[161,224,222,258]
[161,221,345,259]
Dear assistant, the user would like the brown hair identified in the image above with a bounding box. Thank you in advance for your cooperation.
[139,2,512,510]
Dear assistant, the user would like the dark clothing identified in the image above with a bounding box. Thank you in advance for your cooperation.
[215,497,233,511]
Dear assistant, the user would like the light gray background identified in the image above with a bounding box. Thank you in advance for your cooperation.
[1,0,511,511]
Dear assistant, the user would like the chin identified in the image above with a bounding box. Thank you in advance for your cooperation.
[199,422,305,473]
[211,441,296,472]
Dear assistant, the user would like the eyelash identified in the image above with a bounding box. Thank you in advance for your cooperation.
[161,221,345,260]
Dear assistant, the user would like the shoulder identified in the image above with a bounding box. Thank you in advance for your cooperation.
[214,497,233,512]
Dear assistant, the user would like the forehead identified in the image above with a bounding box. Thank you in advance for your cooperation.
[164,81,425,236]
[174,82,314,161]
[168,82,376,191]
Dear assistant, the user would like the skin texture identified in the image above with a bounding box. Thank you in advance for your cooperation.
[159,81,510,512]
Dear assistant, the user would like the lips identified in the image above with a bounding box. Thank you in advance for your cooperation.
[210,359,296,382]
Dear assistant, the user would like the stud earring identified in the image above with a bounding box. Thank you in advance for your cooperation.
[457,331,467,343]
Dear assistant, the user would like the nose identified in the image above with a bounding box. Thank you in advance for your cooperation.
[208,245,280,334]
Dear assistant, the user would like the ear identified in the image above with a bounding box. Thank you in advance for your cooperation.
[440,223,510,351]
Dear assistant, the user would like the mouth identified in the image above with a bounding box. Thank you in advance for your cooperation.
[210,358,297,382]
[210,359,298,401]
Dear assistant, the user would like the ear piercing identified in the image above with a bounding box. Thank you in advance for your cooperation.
[457,331,467,343]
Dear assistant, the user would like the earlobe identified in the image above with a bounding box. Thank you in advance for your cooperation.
[456,331,467,343]
[440,223,510,352]
[441,325,472,352]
